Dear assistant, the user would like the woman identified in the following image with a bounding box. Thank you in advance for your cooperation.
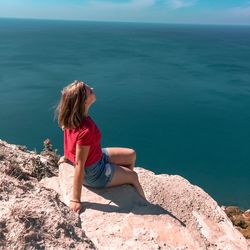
[56,80,146,213]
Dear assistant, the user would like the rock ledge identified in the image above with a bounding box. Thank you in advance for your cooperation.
[0,139,249,249]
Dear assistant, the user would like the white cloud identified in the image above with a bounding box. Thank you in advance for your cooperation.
[88,0,156,9]
[1,0,249,25]
[86,0,198,10]
[204,2,250,25]
[226,2,250,18]
[167,0,197,9]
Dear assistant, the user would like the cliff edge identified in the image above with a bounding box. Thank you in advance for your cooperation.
[0,139,249,249]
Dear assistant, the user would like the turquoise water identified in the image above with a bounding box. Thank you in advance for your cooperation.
[0,18,250,209]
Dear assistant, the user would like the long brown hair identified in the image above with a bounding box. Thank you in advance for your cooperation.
[55,80,87,130]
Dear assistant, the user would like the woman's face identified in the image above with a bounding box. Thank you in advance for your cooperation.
[84,84,96,107]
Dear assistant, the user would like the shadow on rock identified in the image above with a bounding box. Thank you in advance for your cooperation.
[80,184,186,227]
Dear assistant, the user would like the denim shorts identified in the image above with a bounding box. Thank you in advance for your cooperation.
[83,148,116,188]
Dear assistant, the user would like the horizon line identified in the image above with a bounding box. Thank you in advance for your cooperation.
[1,16,250,27]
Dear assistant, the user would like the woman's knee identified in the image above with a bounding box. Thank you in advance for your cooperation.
[128,148,136,162]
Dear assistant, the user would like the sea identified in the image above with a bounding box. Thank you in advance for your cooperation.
[0,18,249,209]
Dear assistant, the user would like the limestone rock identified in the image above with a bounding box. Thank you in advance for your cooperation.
[1,139,249,249]
[0,139,95,249]
[41,162,249,250]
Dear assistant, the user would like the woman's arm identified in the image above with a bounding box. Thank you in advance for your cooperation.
[71,144,90,202]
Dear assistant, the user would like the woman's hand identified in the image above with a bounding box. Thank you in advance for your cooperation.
[58,156,67,165]
[69,201,81,213]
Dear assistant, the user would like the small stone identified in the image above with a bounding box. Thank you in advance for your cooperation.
[69,242,75,248]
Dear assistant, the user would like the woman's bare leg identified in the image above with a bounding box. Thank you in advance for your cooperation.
[105,147,136,171]
[106,165,146,199]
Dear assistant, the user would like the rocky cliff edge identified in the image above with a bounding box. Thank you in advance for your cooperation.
[0,139,249,250]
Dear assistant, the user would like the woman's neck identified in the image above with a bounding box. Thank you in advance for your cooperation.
[84,106,89,117]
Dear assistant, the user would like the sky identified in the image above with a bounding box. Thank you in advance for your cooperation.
[0,0,250,25]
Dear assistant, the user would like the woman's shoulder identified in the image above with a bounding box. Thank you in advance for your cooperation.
[76,117,96,144]
[77,116,94,132]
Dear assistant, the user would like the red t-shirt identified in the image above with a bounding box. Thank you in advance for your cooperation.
[64,116,102,167]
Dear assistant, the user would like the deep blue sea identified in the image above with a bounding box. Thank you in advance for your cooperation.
[0,18,249,209]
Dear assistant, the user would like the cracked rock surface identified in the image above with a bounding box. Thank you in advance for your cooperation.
[44,160,249,249]
[0,139,249,249]
[0,139,95,249]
